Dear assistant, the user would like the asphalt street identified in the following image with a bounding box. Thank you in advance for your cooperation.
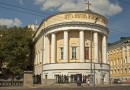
[0,84,130,90]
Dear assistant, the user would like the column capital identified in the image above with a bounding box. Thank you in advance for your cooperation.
[64,30,69,31]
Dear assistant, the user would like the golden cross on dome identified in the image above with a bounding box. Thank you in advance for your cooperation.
[85,1,91,10]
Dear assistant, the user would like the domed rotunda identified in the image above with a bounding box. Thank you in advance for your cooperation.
[33,5,110,85]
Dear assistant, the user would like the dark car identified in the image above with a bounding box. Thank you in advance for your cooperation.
[113,79,122,84]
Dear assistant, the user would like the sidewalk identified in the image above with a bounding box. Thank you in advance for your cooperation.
[0,86,34,90]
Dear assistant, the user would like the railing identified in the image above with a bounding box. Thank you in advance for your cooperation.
[0,81,23,87]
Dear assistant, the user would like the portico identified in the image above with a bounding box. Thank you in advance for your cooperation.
[37,30,107,64]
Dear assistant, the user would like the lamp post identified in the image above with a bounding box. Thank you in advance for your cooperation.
[90,17,98,86]
[0,34,3,72]
[100,61,103,84]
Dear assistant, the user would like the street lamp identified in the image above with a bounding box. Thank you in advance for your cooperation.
[90,17,98,86]
[100,61,103,84]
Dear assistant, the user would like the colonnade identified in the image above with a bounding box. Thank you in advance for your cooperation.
[35,30,108,65]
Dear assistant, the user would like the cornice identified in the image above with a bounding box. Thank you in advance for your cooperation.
[33,21,109,45]
[43,21,109,34]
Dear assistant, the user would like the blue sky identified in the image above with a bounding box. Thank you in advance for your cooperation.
[0,0,130,43]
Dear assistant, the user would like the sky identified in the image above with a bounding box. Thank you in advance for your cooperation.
[0,0,130,43]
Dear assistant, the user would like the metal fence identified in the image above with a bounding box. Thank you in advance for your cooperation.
[0,81,23,87]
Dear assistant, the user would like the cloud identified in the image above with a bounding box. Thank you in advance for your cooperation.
[19,0,23,5]
[0,18,22,27]
[34,0,122,16]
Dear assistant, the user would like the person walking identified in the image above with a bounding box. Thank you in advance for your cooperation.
[87,79,90,86]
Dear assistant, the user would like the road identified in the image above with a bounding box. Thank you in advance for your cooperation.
[0,84,130,90]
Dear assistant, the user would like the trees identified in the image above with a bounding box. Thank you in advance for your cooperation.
[0,26,33,74]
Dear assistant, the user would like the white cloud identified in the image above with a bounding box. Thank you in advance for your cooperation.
[19,0,23,5]
[0,18,22,27]
[34,0,122,16]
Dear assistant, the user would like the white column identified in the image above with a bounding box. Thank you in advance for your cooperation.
[102,35,107,63]
[44,35,50,64]
[38,52,39,64]
[43,36,46,64]
[64,30,68,62]
[40,50,42,64]
[80,30,85,62]
[93,32,98,63]
[51,33,56,63]
[46,35,50,64]
[39,51,41,64]
[127,46,130,63]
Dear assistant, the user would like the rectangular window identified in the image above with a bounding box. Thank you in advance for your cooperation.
[72,47,76,59]
[45,75,47,79]
[85,47,89,60]
[60,47,63,59]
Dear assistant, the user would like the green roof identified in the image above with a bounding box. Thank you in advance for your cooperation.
[108,36,130,47]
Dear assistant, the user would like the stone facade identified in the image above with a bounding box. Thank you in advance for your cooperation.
[108,37,130,82]
[33,10,110,85]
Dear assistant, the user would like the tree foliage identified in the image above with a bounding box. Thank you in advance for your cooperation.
[0,25,33,74]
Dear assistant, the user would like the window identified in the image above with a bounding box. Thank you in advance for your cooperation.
[85,47,89,60]
[129,68,130,73]
[111,60,113,65]
[45,75,47,79]
[121,69,123,74]
[121,58,123,64]
[125,68,127,74]
[115,69,116,74]
[118,58,119,65]
[72,47,76,59]
[60,47,63,59]
[111,70,112,74]
[118,69,119,74]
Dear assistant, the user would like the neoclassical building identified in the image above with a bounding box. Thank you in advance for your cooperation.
[108,37,130,82]
[33,9,110,85]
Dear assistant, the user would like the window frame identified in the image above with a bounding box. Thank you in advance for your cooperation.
[60,47,63,60]
[72,47,77,59]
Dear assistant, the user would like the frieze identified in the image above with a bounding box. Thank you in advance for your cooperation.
[65,13,106,24]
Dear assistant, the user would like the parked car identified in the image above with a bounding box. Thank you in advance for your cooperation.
[113,79,122,84]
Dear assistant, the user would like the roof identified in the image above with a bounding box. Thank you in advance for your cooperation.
[108,36,130,47]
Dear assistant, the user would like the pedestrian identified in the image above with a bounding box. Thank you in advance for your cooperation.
[87,80,90,86]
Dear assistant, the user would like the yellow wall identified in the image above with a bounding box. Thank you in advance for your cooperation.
[34,36,44,65]
[56,31,64,63]
[69,30,79,62]
[108,46,130,78]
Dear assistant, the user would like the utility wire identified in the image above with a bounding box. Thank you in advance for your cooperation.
[0,1,49,16]
[109,28,130,36]
[0,1,66,21]
[118,0,130,5]
[0,4,66,21]
[0,5,44,17]
[0,1,129,36]
[0,2,129,36]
